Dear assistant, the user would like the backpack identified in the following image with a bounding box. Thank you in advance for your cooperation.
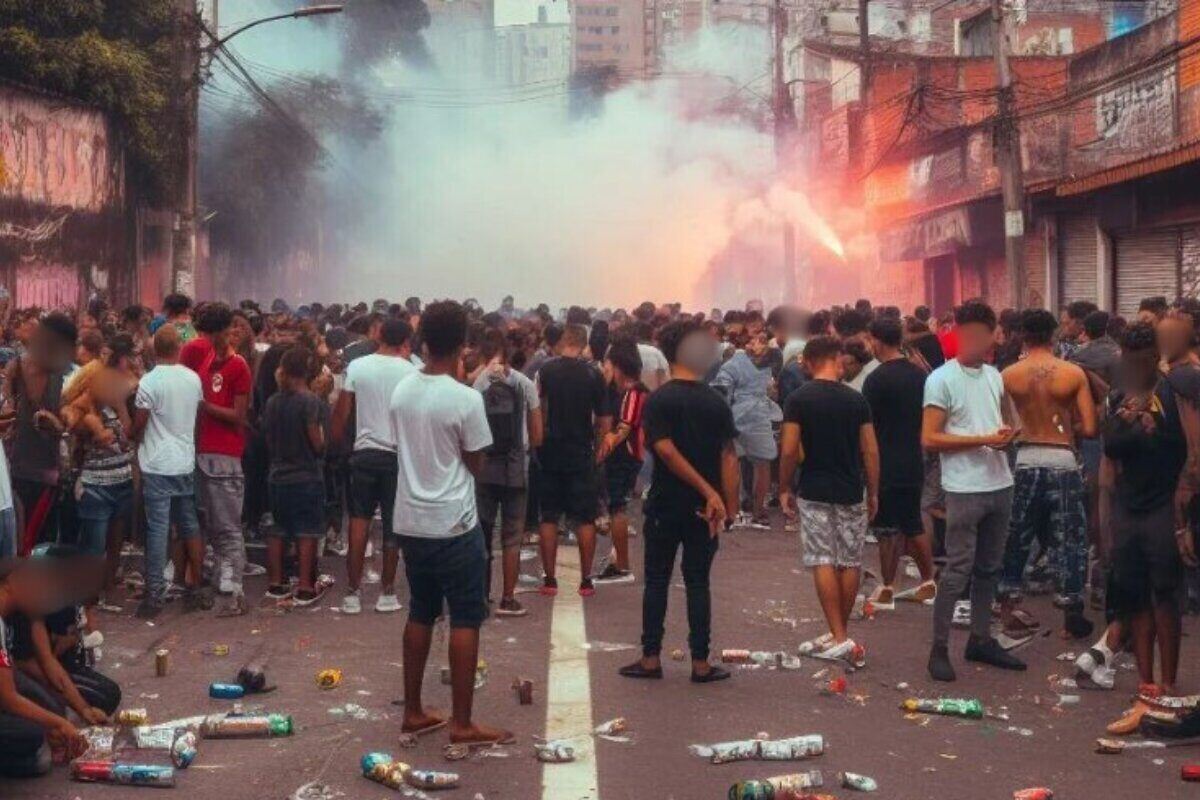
[483,378,523,457]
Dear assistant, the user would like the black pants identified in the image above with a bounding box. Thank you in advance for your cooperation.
[0,671,63,778]
[640,513,719,661]
[62,654,122,715]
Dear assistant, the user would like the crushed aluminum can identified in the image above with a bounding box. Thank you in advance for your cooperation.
[839,771,878,792]
[154,649,170,677]
[535,741,576,763]
[316,669,343,690]
[593,718,627,736]
[689,739,760,764]
[117,709,149,727]
[758,735,824,761]
[721,649,752,664]
[171,731,199,768]
[512,678,534,705]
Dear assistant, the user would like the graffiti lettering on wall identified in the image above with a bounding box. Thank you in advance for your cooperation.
[1095,65,1176,153]
[15,261,81,310]
[0,87,117,213]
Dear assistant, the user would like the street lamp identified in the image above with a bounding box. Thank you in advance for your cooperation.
[207,4,344,51]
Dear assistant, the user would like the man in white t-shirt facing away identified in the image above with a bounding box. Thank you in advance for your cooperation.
[331,317,417,615]
[131,326,204,619]
[921,299,1024,682]
[389,301,511,747]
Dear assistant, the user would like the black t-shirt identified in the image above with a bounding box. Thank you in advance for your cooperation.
[862,358,926,490]
[1104,380,1187,512]
[262,389,325,484]
[784,379,872,504]
[910,332,945,371]
[536,356,609,472]
[643,379,737,517]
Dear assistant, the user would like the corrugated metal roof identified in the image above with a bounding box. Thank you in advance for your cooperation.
[1056,139,1200,196]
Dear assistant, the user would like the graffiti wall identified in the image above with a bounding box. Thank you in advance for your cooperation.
[0,84,120,213]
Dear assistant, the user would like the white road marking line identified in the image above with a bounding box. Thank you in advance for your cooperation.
[541,560,599,800]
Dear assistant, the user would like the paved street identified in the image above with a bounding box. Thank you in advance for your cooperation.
[4,508,1199,799]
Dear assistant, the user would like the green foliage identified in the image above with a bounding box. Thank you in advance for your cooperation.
[0,0,178,203]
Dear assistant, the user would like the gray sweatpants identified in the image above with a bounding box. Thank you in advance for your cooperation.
[196,453,246,596]
[932,487,1014,647]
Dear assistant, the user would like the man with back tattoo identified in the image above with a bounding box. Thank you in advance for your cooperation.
[998,309,1097,639]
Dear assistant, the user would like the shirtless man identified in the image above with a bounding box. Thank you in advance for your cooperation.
[998,309,1097,639]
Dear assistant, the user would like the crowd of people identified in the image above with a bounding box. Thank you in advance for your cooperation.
[0,288,1198,778]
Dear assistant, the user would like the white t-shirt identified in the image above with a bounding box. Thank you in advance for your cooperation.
[0,444,12,512]
[344,353,417,452]
[846,358,880,392]
[638,343,669,390]
[135,363,204,476]
[390,372,493,538]
[923,359,1014,493]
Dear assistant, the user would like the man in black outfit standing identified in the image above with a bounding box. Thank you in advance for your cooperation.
[619,320,739,683]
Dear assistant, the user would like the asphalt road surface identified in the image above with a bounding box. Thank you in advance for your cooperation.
[4,506,1200,799]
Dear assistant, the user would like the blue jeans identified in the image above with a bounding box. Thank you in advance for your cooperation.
[77,481,133,556]
[143,473,200,604]
[0,507,15,558]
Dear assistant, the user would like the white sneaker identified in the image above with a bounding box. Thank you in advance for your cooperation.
[218,564,235,595]
[1076,647,1115,689]
[952,599,972,628]
[341,591,362,615]
[243,563,266,577]
[375,594,402,613]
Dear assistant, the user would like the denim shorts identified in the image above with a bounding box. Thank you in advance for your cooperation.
[77,481,134,556]
[397,525,488,629]
[269,480,327,539]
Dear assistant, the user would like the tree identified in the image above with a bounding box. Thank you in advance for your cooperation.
[0,0,178,203]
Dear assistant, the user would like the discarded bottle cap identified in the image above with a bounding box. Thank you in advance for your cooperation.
[316,668,343,690]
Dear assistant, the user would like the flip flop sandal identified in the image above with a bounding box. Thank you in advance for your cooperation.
[400,718,449,739]
[1009,608,1041,629]
[444,735,516,760]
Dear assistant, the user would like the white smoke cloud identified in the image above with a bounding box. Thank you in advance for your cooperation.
[206,4,843,310]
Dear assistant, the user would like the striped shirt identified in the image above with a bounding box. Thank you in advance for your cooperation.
[81,407,134,486]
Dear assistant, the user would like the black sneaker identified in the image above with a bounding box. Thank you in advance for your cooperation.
[964,635,1027,671]
[928,644,956,682]
[496,597,528,617]
[135,600,163,620]
[293,583,327,607]
[182,588,214,613]
[594,564,635,584]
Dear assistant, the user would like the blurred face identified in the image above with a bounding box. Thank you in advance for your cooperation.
[840,353,864,382]
[746,333,769,358]
[956,321,995,365]
[230,317,252,350]
[1120,349,1161,393]
[1137,309,1160,325]
[29,326,74,372]
[1156,316,1193,362]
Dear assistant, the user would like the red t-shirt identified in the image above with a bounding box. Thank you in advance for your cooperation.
[197,352,252,457]
[180,336,214,373]
[937,328,959,360]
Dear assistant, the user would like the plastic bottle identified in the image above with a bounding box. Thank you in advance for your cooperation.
[900,697,984,719]
[209,682,246,699]
[361,752,409,790]
[200,713,293,738]
[71,760,176,787]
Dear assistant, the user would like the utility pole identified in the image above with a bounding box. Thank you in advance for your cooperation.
[772,0,798,304]
[172,0,200,298]
[990,0,1026,309]
[858,0,869,102]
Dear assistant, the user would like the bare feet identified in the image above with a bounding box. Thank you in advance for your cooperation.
[448,721,514,745]
[401,710,447,735]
